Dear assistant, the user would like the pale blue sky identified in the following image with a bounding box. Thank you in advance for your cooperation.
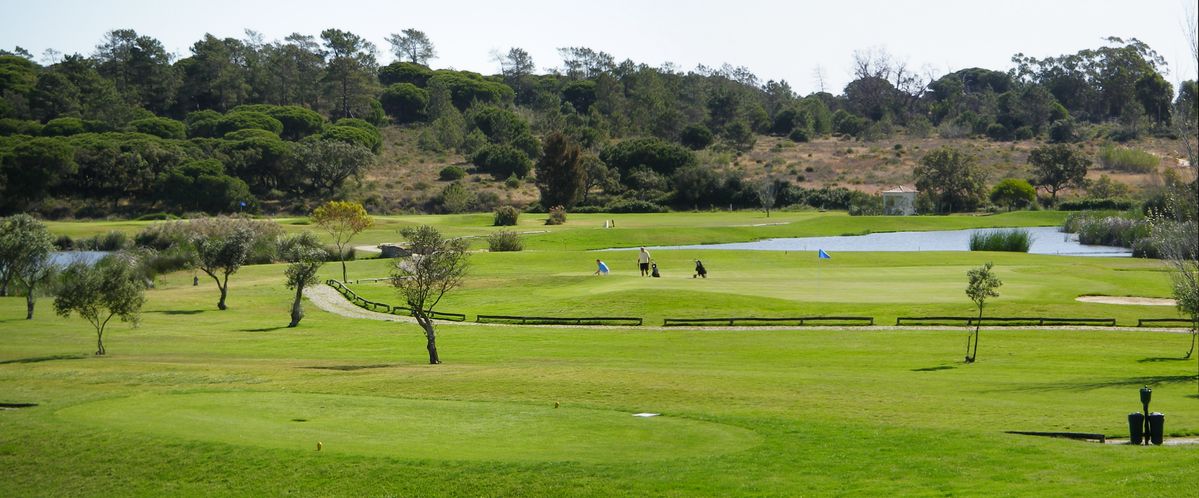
[2,0,1195,94]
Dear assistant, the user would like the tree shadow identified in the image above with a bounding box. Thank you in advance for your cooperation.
[1008,375,1197,393]
[1137,357,1190,363]
[911,365,956,372]
[0,354,87,365]
[239,326,289,333]
[301,364,395,371]
[151,310,206,315]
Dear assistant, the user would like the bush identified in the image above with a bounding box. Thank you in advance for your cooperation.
[487,230,523,252]
[1097,144,1158,173]
[1057,198,1134,211]
[438,165,466,181]
[380,83,429,123]
[605,199,667,213]
[472,144,532,179]
[546,205,567,225]
[493,205,520,226]
[217,111,283,136]
[1063,213,1150,248]
[321,125,381,153]
[434,181,476,214]
[75,230,132,251]
[788,128,811,143]
[680,124,714,150]
[969,229,1032,252]
[985,123,1011,141]
[53,234,74,250]
[1048,119,1076,143]
[847,192,882,216]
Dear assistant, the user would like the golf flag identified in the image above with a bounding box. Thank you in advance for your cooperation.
[817,249,831,259]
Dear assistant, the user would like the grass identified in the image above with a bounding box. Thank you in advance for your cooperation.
[970,229,1032,252]
[1098,144,1160,173]
[3,211,1197,496]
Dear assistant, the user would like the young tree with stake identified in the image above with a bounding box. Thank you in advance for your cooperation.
[391,225,468,364]
[965,262,1002,363]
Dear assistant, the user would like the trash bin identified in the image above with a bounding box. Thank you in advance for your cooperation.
[1147,412,1165,445]
[1128,412,1144,444]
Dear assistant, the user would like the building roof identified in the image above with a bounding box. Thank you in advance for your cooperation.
[882,186,917,194]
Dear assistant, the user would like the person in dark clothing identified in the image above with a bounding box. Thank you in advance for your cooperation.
[693,259,707,278]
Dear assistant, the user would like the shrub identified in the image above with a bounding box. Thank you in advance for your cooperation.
[1063,213,1150,248]
[989,178,1037,211]
[847,192,882,216]
[493,205,520,226]
[434,182,476,214]
[217,111,283,136]
[1097,144,1158,173]
[546,205,567,225]
[1057,198,1134,211]
[380,83,429,123]
[487,230,523,252]
[438,165,466,181]
[53,234,74,250]
[75,230,132,251]
[605,199,667,213]
[680,124,714,150]
[788,128,811,143]
[128,117,186,139]
[1048,119,1076,143]
[472,144,532,179]
[321,125,380,153]
[969,229,1032,252]
[985,123,1011,141]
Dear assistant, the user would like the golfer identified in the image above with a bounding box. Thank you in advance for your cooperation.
[594,259,610,276]
[638,247,651,276]
[694,259,707,278]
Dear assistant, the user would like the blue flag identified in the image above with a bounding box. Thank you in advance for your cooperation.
[817,249,831,259]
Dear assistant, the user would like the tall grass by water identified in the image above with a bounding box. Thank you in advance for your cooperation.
[969,229,1032,252]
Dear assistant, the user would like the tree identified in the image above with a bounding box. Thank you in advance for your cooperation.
[757,178,778,217]
[535,132,585,209]
[989,178,1037,211]
[320,29,379,120]
[187,217,279,310]
[965,262,1002,363]
[53,254,146,356]
[93,29,179,115]
[311,200,373,282]
[8,216,55,319]
[289,139,373,198]
[387,29,437,65]
[914,147,986,213]
[379,83,428,123]
[1028,144,1090,205]
[280,232,326,327]
[0,136,76,210]
[391,225,469,364]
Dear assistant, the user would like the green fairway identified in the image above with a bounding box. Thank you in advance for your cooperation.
[3,211,1197,496]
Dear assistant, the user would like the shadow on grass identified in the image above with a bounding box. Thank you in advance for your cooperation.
[151,310,206,315]
[301,364,396,371]
[0,354,87,365]
[1009,375,1198,393]
[239,326,289,332]
[912,365,956,372]
[1137,357,1191,363]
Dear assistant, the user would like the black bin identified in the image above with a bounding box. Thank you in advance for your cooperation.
[1128,412,1144,444]
[1147,412,1165,445]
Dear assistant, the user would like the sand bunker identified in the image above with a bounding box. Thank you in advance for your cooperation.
[1075,296,1177,306]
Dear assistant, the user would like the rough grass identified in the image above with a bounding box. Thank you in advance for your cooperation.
[970,229,1032,252]
[2,212,1196,496]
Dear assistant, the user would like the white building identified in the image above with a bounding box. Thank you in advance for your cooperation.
[882,186,918,215]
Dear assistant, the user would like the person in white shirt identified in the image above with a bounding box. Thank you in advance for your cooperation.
[638,247,651,276]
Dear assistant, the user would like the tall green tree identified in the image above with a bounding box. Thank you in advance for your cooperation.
[3,215,56,319]
[534,132,584,209]
[1028,144,1090,205]
[965,262,1002,363]
[93,29,179,115]
[386,29,436,65]
[914,147,986,213]
[320,29,378,120]
[391,225,469,364]
[289,139,373,198]
[186,217,280,310]
[54,254,146,356]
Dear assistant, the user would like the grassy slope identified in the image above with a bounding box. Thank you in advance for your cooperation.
[2,212,1197,496]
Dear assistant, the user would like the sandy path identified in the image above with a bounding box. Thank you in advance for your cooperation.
[1075,296,1177,306]
[304,286,1191,333]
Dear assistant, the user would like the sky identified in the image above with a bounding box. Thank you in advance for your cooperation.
[2,0,1196,95]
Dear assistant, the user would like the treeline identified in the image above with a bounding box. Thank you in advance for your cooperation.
[1,30,1196,217]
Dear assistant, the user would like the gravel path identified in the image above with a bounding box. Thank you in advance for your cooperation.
[304,286,1193,334]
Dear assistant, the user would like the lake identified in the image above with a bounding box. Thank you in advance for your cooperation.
[49,251,110,267]
[630,226,1132,257]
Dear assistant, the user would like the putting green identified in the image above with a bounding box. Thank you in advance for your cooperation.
[56,392,760,462]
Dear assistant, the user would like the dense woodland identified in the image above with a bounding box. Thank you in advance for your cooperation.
[0,29,1196,218]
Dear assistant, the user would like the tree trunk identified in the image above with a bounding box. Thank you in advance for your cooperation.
[289,285,304,327]
[417,314,441,364]
[95,329,106,356]
[25,292,34,320]
[218,284,228,310]
[1185,323,1197,359]
[341,260,348,284]
[0,273,9,297]
[968,308,983,363]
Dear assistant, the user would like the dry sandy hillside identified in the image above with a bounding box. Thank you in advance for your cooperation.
[361,125,1191,213]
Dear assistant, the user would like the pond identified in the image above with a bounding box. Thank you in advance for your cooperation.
[48,251,110,267]
[631,226,1131,257]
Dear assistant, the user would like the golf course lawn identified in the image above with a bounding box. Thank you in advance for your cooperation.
[3,211,1197,496]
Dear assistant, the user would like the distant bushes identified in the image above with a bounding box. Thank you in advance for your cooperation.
[487,230,523,252]
[1097,145,1158,173]
[969,229,1032,252]
[546,205,567,225]
[439,165,466,181]
[1057,198,1135,211]
[1061,213,1150,248]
